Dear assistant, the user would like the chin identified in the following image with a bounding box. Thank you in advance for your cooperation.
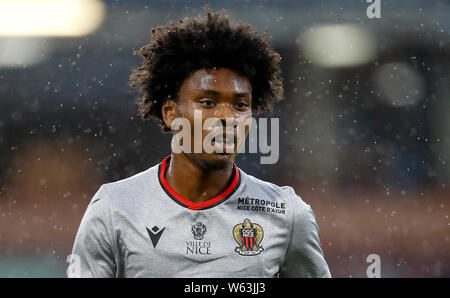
[189,152,236,171]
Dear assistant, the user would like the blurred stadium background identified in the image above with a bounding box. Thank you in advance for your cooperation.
[0,0,448,277]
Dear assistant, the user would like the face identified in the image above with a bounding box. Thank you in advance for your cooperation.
[163,68,253,170]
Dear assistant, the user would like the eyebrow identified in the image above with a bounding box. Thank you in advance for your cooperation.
[195,89,251,98]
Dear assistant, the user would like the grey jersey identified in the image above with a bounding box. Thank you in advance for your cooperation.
[70,156,331,278]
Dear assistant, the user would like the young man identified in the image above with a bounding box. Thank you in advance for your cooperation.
[70,9,331,278]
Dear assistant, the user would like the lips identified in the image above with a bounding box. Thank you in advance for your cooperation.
[210,130,236,153]
[211,131,235,144]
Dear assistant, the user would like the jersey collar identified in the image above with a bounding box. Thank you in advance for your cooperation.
[158,155,241,210]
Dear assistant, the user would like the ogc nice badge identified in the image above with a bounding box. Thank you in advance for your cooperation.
[233,218,264,256]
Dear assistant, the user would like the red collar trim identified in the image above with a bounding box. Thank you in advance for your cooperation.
[158,155,240,210]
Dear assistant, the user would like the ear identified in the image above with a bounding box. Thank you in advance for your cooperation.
[162,99,177,130]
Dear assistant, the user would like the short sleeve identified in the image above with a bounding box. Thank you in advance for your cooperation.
[69,185,117,278]
[280,187,331,278]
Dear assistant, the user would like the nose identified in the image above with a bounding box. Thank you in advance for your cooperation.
[216,103,237,128]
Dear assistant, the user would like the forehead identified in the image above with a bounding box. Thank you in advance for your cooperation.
[179,68,252,95]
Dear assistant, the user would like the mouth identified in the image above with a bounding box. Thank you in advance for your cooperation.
[210,131,236,153]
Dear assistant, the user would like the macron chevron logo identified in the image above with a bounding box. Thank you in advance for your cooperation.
[146,226,165,248]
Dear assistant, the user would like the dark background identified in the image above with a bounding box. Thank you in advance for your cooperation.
[0,0,448,277]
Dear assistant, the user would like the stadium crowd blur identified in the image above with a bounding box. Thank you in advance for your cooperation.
[0,0,448,277]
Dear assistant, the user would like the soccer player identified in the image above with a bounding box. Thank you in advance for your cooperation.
[69,8,331,278]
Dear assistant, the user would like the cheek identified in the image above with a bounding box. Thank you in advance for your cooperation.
[182,103,213,137]
[176,101,199,123]
[177,100,196,116]
[237,112,253,132]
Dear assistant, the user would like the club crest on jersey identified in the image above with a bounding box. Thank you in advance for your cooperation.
[191,222,207,240]
[233,218,264,256]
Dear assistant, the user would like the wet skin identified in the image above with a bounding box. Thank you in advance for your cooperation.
[161,68,252,205]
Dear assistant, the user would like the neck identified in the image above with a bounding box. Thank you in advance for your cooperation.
[164,153,235,205]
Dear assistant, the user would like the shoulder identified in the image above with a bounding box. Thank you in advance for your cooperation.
[104,164,158,191]
[91,163,160,207]
[239,168,311,211]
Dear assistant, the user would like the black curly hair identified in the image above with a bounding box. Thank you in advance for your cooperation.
[129,7,284,131]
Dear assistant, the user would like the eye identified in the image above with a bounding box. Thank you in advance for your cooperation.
[199,99,216,108]
[235,102,249,110]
